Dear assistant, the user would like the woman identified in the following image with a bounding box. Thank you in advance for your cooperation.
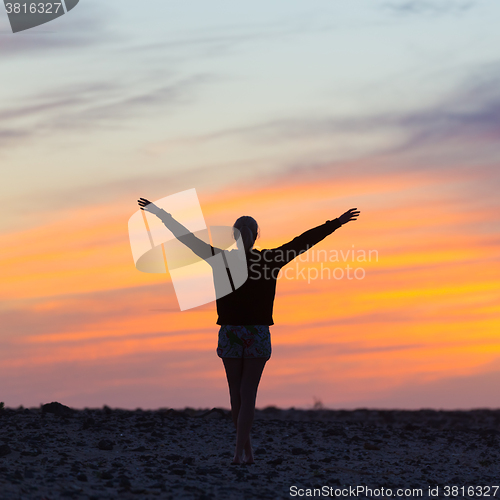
[137,197,360,464]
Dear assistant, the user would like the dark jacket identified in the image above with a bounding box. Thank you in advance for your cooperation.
[157,209,343,325]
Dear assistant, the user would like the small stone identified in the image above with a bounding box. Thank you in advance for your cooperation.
[130,446,146,452]
[76,473,88,481]
[171,468,186,476]
[0,444,12,457]
[149,482,165,489]
[13,470,24,481]
[24,469,35,479]
[267,458,283,466]
[119,476,131,488]
[41,402,74,417]
[364,442,381,450]
[21,449,41,457]
[200,408,228,419]
[82,417,95,430]
[98,439,114,451]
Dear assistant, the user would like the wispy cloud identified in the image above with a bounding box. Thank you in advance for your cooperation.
[0,128,30,147]
[0,283,176,340]
[0,74,214,152]
[121,16,340,59]
[164,63,500,155]
[383,0,475,16]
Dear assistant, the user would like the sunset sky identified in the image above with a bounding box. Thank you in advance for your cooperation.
[1,0,499,410]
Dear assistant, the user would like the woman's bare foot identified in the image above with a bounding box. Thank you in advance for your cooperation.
[243,439,254,464]
[232,437,254,464]
[243,449,254,464]
[232,451,245,465]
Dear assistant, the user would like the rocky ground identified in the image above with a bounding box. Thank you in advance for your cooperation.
[0,403,499,499]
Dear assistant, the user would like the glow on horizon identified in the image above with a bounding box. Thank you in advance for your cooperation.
[1,169,499,409]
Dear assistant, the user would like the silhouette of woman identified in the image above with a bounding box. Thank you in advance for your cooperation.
[137,197,360,464]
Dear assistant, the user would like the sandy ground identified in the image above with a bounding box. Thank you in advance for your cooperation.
[0,403,499,499]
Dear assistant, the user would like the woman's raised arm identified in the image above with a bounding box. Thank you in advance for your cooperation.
[137,197,222,261]
[266,208,360,267]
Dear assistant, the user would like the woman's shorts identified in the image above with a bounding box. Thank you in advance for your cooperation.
[217,325,271,359]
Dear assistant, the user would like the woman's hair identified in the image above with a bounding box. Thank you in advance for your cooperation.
[233,216,259,252]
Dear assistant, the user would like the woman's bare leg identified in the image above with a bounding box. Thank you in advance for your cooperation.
[234,358,268,464]
[222,357,243,426]
[222,358,252,461]
[223,357,267,463]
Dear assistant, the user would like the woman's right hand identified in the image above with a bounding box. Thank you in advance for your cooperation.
[338,208,360,225]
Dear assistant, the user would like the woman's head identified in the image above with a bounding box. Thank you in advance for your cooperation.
[233,216,259,252]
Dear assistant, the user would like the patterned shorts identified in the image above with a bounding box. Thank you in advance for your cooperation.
[217,325,272,359]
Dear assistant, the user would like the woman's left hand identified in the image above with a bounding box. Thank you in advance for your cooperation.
[338,208,360,225]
